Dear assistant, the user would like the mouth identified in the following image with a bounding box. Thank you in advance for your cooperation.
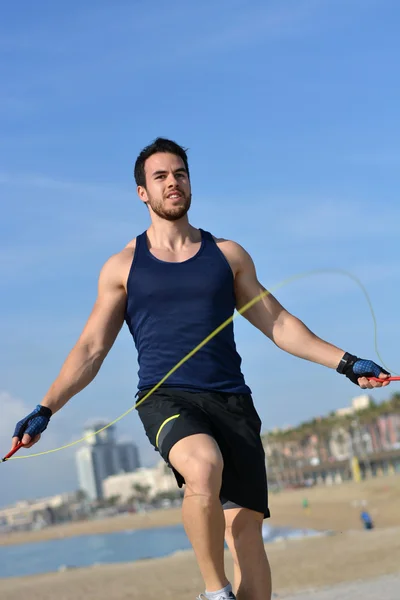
[166,191,183,200]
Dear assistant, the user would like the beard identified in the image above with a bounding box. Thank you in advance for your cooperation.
[147,192,192,221]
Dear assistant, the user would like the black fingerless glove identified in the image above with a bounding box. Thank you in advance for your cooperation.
[336,352,390,386]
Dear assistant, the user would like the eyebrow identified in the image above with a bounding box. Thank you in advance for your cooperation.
[152,168,187,177]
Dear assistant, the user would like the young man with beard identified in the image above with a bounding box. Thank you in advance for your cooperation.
[10,138,390,600]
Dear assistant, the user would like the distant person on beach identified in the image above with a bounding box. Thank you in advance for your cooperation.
[9,138,391,600]
[360,510,374,530]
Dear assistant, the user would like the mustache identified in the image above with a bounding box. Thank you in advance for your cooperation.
[164,187,185,197]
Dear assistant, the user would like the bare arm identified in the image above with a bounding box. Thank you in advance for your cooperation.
[230,246,390,389]
[40,253,127,415]
[9,251,132,452]
[226,242,344,369]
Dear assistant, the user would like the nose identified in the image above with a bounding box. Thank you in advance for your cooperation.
[166,172,179,187]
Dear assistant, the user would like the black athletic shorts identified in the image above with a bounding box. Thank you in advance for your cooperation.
[135,388,270,518]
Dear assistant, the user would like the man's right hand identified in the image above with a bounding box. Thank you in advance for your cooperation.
[11,405,52,451]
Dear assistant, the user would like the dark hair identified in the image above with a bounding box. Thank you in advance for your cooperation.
[134,137,190,188]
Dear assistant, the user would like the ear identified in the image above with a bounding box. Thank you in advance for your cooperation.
[137,185,148,204]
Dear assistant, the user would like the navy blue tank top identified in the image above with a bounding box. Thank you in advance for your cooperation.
[124,229,251,395]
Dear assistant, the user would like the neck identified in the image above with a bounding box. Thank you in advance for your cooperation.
[147,215,199,250]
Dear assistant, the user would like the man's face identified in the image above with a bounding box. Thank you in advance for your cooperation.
[138,152,191,221]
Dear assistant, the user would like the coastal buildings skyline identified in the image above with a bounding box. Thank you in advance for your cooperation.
[75,421,141,501]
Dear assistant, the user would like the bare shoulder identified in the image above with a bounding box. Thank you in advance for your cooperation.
[124,237,137,251]
[99,239,137,289]
[212,235,254,275]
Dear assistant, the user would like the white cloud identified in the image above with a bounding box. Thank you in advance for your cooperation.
[0,391,27,441]
[0,390,154,507]
[0,390,67,457]
[0,391,78,507]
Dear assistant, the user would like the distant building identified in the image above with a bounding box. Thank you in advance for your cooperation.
[0,492,81,531]
[335,406,353,417]
[103,460,177,503]
[352,394,372,411]
[76,445,100,501]
[336,394,372,417]
[262,392,400,487]
[374,414,400,451]
[75,421,140,501]
[118,442,141,473]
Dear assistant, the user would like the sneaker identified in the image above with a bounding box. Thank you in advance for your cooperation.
[197,593,236,600]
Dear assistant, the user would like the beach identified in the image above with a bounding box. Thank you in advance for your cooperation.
[0,527,399,599]
[283,574,400,600]
[1,473,399,547]
[0,475,399,599]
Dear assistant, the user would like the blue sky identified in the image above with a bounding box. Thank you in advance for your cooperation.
[1,0,399,507]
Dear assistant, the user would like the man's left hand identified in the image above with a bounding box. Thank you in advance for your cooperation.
[336,352,391,388]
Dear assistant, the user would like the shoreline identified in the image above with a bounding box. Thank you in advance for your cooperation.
[1,475,399,597]
[0,507,184,547]
[0,527,399,597]
[1,474,399,548]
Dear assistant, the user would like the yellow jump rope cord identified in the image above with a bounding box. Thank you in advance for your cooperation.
[8,268,397,460]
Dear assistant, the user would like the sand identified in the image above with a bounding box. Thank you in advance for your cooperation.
[282,574,400,600]
[0,475,399,599]
[0,527,399,599]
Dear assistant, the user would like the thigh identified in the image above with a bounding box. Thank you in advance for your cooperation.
[168,432,224,482]
[136,388,215,484]
[212,394,270,518]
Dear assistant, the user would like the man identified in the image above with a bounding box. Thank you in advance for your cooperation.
[10,138,390,600]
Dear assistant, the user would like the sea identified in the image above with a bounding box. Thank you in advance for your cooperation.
[0,523,325,579]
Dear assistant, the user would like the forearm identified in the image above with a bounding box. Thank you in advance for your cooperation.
[272,312,344,369]
[41,344,104,414]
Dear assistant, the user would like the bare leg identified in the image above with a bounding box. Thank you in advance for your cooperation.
[224,508,272,600]
[169,433,229,593]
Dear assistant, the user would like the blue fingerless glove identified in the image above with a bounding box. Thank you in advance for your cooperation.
[336,352,390,385]
[13,405,52,440]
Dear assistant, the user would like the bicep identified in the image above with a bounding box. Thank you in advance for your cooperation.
[234,249,287,338]
[77,259,127,355]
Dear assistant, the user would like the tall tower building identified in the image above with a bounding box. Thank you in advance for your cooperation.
[117,442,141,473]
[75,445,100,501]
[75,421,140,501]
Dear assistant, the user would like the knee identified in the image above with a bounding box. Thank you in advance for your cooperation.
[180,452,224,495]
[225,512,263,548]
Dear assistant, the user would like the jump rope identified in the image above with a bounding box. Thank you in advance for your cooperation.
[2,268,399,463]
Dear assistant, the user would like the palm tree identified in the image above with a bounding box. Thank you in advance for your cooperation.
[132,483,151,504]
[76,489,88,503]
[106,494,121,507]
